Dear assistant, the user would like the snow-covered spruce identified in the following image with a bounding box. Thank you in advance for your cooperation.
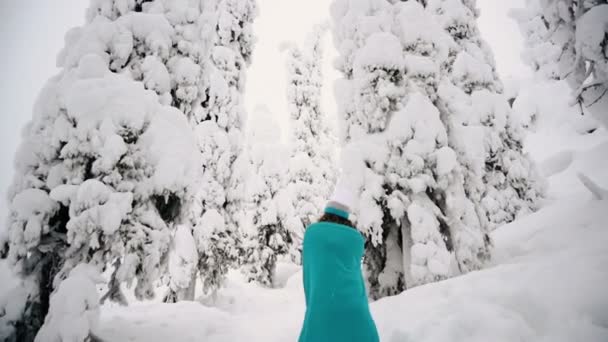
[331,0,455,298]
[75,0,258,299]
[427,0,544,231]
[67,0,207,302]
[283,24,337,264]
[193,0,258,295]
[514,1,608,128]
[329,0,540,298]
[240,106,292,286]
[0,52,198,341]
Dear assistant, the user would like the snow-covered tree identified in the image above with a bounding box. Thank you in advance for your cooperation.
[427,0,544,230]
[71,0,258,298]
[283,25,337,263]
[62,0,206,303]
[0,52,199,341]
[515,1,608,128]
[331,0,498,299]
[192,0,258,294]
[240,106,291,286]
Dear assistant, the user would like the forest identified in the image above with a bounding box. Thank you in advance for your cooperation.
[0,0,607,341]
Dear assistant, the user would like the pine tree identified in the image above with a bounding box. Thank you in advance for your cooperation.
[331,0,502,298]
[515,0,608,128]
[74,0,210,302]
[192,0,258,295]
[418,0,544,235]
[0,52,199,341]
[0,1,257,336]
[284,25,337,263]
[78,0,258,298]
[240,106,291,286]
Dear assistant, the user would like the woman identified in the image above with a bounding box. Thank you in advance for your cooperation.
[298,179,380,342]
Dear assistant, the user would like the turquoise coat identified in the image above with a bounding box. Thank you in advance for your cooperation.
[298,222,380,342]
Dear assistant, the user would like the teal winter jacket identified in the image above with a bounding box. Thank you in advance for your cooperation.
[298,222,379,342]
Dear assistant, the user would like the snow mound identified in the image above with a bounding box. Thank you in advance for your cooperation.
[374,198,608,342]
[35,264,104,342]
[546,140,608,200]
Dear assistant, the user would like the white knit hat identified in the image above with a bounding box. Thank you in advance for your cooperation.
[326,175,359,220]
[326,141,365,217]
[329,177,357,211]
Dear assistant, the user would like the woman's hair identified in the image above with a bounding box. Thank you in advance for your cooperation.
[318,212,355,229]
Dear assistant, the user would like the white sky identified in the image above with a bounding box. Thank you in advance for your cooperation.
[0,0,529,228]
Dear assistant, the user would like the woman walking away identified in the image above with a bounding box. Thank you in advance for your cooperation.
[298,177,380,342]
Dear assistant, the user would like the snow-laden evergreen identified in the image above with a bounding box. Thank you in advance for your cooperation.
[193,0,258,295]
[0,0,258,337]
[283,25,337,263]
[0,52,199,341]
[331,0,459,298]
[329,0,541,298]
[240,106,291,286]
[427,0,544,230]
[514,0,608,128]
[70,0,258,298]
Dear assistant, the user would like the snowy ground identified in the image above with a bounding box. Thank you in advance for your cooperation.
[90,119,608,341]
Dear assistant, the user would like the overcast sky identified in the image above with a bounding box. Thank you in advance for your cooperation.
[0,0,530,228]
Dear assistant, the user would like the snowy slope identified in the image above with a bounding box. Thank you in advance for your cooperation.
[374,199,608,342]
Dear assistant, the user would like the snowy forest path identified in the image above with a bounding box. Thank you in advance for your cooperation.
[96,272,306,341]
